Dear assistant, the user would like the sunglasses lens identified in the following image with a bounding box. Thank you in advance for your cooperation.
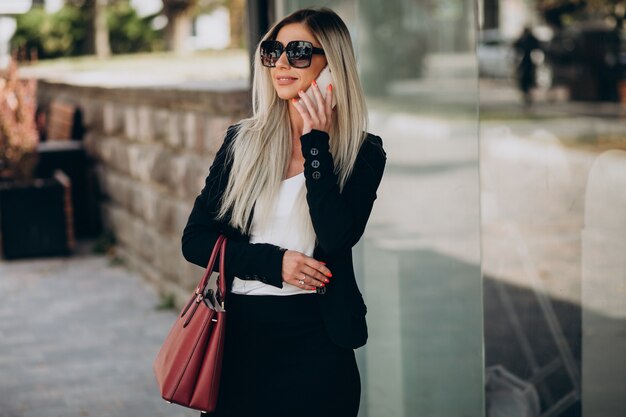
[286,41,313,68]
[260,41,282,67]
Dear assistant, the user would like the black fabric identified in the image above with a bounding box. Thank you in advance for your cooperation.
[202,293,361,417]
[181,124,387,349]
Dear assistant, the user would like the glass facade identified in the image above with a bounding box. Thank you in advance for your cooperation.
[273,1,626,416]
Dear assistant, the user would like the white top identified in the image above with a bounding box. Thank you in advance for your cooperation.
[231,172,315,295]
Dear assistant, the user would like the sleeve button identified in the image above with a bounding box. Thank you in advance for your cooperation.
[310,148,319,156]
[311,160,320,168]
[312,171,321,179]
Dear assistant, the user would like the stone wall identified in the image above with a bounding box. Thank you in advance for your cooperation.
[37,80,251,306]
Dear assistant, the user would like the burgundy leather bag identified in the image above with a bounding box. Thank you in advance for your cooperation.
[153,234,228,413]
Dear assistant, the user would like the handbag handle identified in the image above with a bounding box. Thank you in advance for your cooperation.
[181,234,228,318]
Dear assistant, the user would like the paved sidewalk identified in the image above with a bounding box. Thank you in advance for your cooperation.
[0,244,198,417]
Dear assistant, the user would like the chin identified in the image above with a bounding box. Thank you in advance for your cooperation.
[275,88,298,101]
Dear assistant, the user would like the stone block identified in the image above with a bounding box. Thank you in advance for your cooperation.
[124,105,138,140]
[155,236,182,279]
[98,137,130,175]
[127,144,161,183]
[103,102,123,134]
[152,109,170,142]
[203,116,234,156]
[166,111,185,149]
[182,155,212,200]
[149,149,172,186]
[81,99,102,130]
[183,112,197,151]
[129,183,159,225]
[173,200,194,237]
[106,205,133,248]
[155,196,177,236]
[133,221,159,263]
[137,106,154,143]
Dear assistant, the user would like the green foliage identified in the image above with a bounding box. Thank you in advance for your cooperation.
[107,1,165,54]
[92,230,117,254]
[12,5,88,59]
[11,2,165,60]
[155,293,177,310]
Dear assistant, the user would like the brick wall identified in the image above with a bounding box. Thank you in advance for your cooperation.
[37,80,251,306]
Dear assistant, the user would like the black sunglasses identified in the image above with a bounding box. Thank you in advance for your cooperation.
[260,40,325,68]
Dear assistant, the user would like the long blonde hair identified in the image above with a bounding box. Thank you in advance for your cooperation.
[216,7,369,242]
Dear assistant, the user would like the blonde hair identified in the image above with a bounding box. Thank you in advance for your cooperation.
[216,7,369,243]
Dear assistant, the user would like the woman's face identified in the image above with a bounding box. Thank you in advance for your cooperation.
[269,23,328,102]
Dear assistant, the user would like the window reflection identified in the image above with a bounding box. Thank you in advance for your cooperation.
[480,1,626,416]
[278,0,625,415]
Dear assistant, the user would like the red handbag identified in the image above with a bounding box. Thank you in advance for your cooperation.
[153,234,228,413]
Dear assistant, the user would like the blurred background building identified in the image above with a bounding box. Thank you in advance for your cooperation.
[0,1,625,417]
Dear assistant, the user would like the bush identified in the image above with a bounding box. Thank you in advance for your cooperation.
[108,1,165,54]
[11,1,164,60]
[12,6,87,60]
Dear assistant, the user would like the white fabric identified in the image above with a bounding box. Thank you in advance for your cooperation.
[231,172,315,295]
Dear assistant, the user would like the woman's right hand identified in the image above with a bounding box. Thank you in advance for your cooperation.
[282,250,332,290]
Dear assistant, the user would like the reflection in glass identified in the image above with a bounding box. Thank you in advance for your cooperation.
[479,1,626,416]
[283,1,483,416]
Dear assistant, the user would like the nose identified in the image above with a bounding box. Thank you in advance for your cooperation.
[275,49,290,69]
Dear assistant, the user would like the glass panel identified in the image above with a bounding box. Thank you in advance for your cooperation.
[279,1,484,416]
[479,0,626,416]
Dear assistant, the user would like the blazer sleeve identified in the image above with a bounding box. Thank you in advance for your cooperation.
[181,125,287,288]
[300,129,387,257]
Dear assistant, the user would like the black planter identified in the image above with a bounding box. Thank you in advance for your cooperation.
[34,141,102,238]
[0,171,75,260]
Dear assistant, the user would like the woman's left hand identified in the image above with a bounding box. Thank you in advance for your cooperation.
[292,81,334,135]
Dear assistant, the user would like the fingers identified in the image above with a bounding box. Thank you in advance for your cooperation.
[310,80,327,115]
[281,250,332,291]
[304,258,332,279]
[302,264,331,286]
[325,84,333,114]
[291,98,312,134]
[297,90,320,126]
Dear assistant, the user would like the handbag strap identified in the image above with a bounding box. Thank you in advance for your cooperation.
[216,236,227,308]
[193,234,227,298]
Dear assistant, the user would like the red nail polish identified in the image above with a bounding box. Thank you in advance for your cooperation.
[321,283,325,287]
[312,79,317,86]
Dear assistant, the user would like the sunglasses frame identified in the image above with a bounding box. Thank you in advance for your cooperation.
[260,40,325,68]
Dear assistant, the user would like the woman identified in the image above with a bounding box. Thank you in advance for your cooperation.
[182,7,386,417]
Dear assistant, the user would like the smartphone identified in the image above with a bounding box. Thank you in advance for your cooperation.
[299,65,337,109]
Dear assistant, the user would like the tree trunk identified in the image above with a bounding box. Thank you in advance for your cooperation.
[229,0,245,49]
[163,0,198,55]
[84,0,110,58]
[94,0,111,58]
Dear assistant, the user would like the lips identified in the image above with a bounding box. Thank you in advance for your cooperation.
[276,76,299,86]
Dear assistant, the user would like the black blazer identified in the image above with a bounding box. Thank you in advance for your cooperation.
[181,123,387,349]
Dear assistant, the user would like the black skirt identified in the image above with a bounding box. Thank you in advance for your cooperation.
[202,292,361,417]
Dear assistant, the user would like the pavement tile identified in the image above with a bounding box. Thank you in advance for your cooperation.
[0,250,198,417]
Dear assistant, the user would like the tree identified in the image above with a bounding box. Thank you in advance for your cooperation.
[536,0,626,28]
[162,0,198,54]
[66,0,111,57]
